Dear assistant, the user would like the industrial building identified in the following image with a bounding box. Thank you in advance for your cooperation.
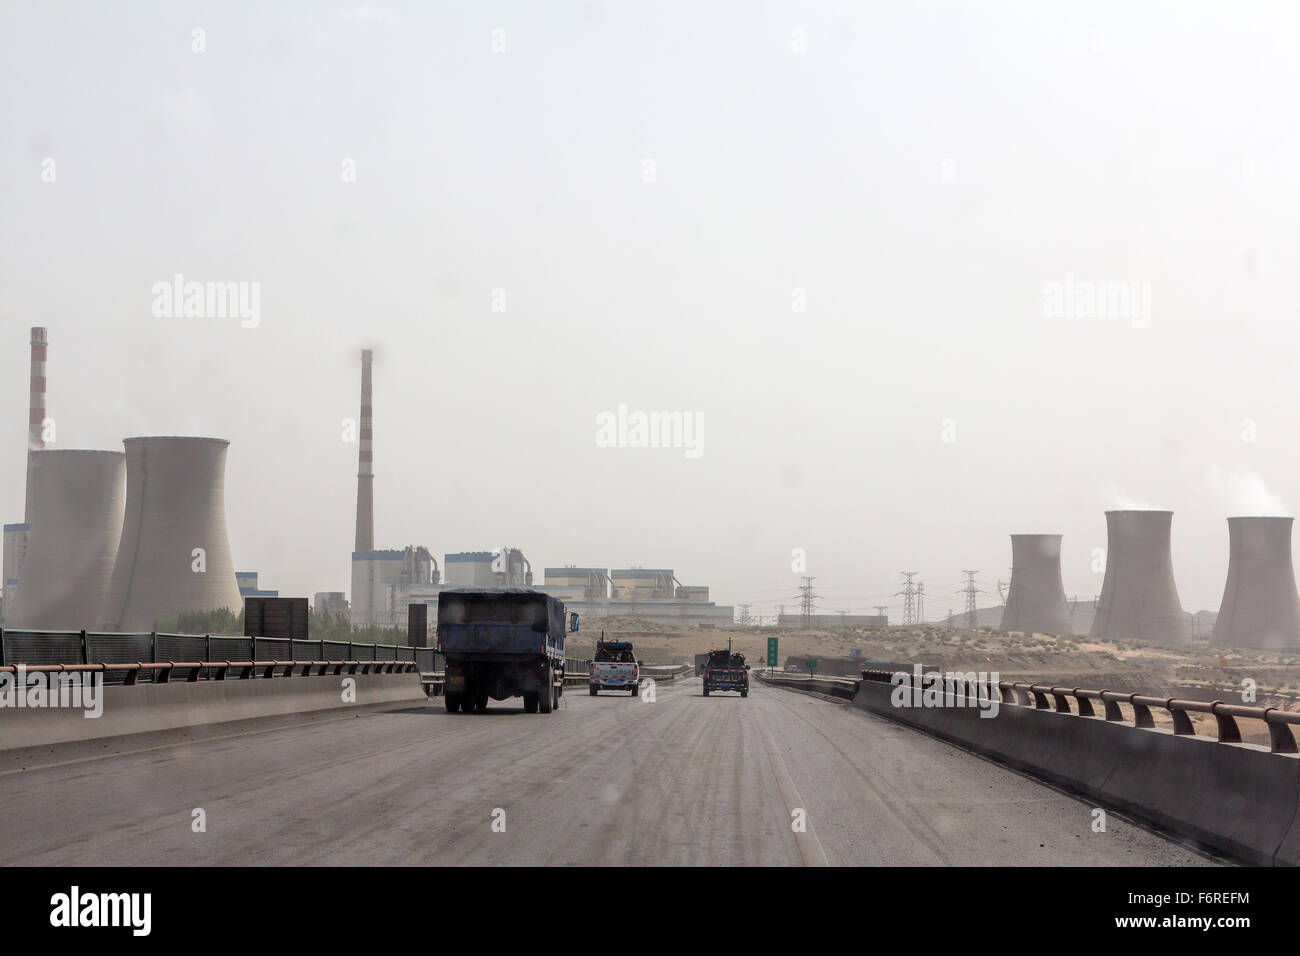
[536,567,733,624]
[339,349,732,629]
[1,328,46,625]
[1212,516,1300,651]
[1000,534,1073,635]
[5,449,126,630]
[351,545,438,628]
[1090,510,1191,645]
[1,327,248,632]
[313,591,350,620]
[237,571,279,598]
[100,437,243,632]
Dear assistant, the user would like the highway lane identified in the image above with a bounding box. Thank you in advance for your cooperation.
[0,677,1217,865]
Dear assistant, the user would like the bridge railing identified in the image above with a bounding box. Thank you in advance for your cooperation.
[860,668,1300,754]
[0,628,416,683]
[0,659,417,683]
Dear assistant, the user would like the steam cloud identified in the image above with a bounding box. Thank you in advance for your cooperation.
[1206,466,1288,517]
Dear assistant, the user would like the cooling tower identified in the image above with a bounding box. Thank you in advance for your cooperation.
[101,437,242,631]
[355,349,374,553]
[999,534,1072,635]
[5,449,125,630]
[1212,517,1300,651]
[25,327,48,521]
[1090,510,1190,644]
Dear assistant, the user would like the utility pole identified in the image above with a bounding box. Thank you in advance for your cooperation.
[896,572,918,626]
[795,577,819,627]
[960,570,980,628]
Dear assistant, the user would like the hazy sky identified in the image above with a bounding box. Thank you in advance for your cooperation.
[3,0,1300,619]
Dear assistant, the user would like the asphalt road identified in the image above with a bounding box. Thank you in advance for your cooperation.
[0,677,1217,865]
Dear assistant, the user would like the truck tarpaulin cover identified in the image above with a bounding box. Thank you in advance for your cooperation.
[436,588,566,655]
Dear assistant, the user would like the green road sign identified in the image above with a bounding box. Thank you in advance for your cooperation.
[767,637,778,668]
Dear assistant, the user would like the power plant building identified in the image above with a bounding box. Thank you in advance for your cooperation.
[1212,516,1300,651]
[5,449,126,630]
[1000,534,1073,635]
[1090,510,1191,645]
[101,437,243,632]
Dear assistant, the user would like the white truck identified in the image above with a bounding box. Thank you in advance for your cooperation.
[589,638,640,696]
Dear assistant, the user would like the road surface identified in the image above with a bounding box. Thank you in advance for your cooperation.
[0,677,1217,865]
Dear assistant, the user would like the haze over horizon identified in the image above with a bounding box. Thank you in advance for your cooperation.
[4,0,1300,620]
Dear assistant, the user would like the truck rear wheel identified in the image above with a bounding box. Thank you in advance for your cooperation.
[473,693,488,713]
[523,692,538,713]
[538,664,553,713]
[444,693,461,713]
[741,689,748,698]
[703,685,710,697]
[629,683,638,696]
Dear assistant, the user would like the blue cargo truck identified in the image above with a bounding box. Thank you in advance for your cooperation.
[437,588,577,714]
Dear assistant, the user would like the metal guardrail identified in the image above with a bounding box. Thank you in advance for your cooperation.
[0,628,418,681]
[0,659,417,683]
[861,668,1300,755]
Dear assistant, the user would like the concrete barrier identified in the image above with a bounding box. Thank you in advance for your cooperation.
[847,677,1300,866]
[0,672,427,751]
[756,673,857,701]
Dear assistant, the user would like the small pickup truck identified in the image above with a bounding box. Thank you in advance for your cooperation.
[589,638,640,696]
[702,647,748,698]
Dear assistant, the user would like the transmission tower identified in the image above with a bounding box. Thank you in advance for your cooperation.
[737,603,752,626]
[917,581,925,624]
[960,570,980,628]
[896,572,918,625]
[795,577,819,626]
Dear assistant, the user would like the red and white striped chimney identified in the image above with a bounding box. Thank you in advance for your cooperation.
[354,348,374,553]
[25,327,48,522]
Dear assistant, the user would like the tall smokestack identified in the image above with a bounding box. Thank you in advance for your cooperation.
[25,327,47,522]
[1000,534,1072,635]
[1212,516,1300,651]
[354,348,374,553]
[1090,510,1190,645]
